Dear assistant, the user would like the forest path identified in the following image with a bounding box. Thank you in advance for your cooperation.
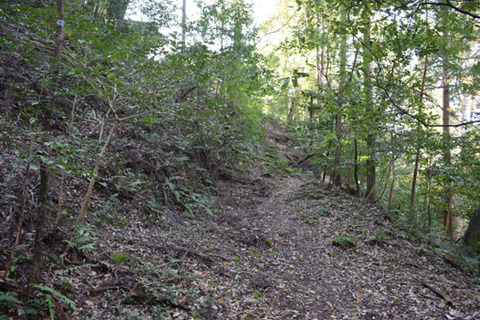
[208,121,480,319]
[86,121,480,320]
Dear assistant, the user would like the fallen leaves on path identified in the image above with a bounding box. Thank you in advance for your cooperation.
[47,123,480,319]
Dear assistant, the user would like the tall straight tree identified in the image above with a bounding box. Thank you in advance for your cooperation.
[442,45,453,240]
[181,0,187,45]
[313,0,326,121]
[331,8,347,187]
[441,7,453,240]
[408,54,429,228]
[362,2,375,201]
[31,0,65,284]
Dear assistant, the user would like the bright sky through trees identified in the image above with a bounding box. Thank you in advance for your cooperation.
[127,0,279,26]
[252,0,278,24]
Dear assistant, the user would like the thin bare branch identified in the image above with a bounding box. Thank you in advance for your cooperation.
[377,82,480,128]
[419,1,480,19]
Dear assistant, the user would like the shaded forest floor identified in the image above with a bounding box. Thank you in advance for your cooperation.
[9,122,480,320]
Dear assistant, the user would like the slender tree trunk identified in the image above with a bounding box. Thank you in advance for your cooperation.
[354,137,360,195]
[331,9,347,187]
[181,0,187,45]
[331,115,342,186]
[388,161,396,211]
[308,96,314,120]
[31,160,49,282]
[46,94,78,237]
[365,141,375,200]
[31,0,64,284]
[313,3,326,121]
[93,0,100,21]
[408,139,420,225]
[427,180,432,233]
[325,118,335,186]
[362,4,375,201]
[387,130,396,211]
[442,40,453,240]
[408,55,429,228]
[67,122,117,250]
[287,97,298,122]
[459,51,472,135]
[422,176,428,233]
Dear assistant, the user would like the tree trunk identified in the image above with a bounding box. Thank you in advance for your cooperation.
[424,158,433,233]
[31,161,49,282]
[463,205,480,248]
[408,55,429,228]
[354,137,360,195]
[107,0,130,25]
[313,2,326,121]
[181,0,187,44]
[67,122,117,250]
[388,161,395,211]
[365,138,375,201]
[442,38,453,240]
[331,9,347,188]
[362,3,375,201]
[30,0,64,284]
[287,97,298,122]
[325,118,334,185]
[331,114,342,186]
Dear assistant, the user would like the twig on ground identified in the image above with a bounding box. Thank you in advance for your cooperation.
[419,280,454,307]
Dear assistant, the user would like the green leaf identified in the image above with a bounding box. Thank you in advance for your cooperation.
[111,253,128,264]
[292,77,298,88]
[293,71,309,78]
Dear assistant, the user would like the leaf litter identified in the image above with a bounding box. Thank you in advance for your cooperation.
[40,123,480,319]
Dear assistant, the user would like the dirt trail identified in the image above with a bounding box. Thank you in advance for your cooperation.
[80,122,479,320]
[210,123,478,319]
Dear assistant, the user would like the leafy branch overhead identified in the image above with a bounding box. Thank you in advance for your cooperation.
[280,69,310,90]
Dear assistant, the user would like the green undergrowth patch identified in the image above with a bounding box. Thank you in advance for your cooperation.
[0,284,76,320]
[258,147,299,177]
[278,231,290,237]
[332,234,359,249]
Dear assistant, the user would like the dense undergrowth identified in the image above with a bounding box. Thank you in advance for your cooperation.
[0,1,269,317]
[1,0,480,318]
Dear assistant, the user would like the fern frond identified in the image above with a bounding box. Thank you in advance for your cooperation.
[39,293,55,320]
[78,243,95,252]
[31,284,77,311]
[0,291,22,307]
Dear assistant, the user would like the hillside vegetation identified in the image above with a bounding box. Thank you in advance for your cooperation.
[1,0,480,319]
